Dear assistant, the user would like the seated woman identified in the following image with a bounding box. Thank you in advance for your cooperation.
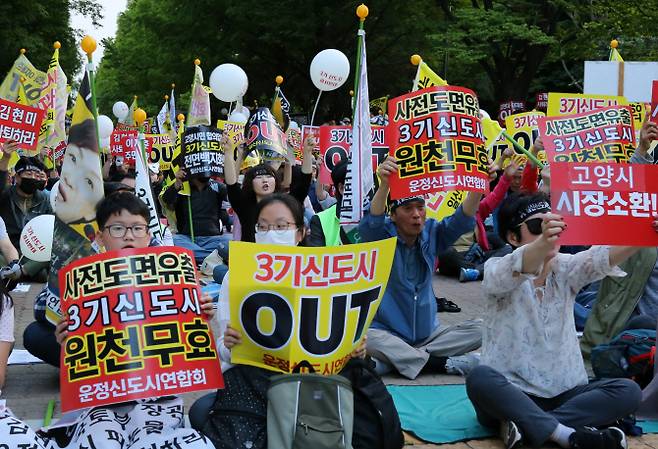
[466,192,657,449]
[189,193,366,432]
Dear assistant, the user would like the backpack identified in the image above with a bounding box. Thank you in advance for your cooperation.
[201,365,276,449]
[267,361,354,449]
[339,357,404,449]
[591,328,656,388]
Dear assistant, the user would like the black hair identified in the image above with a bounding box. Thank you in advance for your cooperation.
[254,193,305,231]
[68,119,99,153]
[110,168,136,183]
[498,191,550,246]
[96,191,150,229]
[0,283,13,317]
[331,158,348,190]
[15,156,46,174]
[241,163,281,201]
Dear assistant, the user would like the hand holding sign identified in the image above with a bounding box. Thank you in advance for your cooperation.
[638,111,658,156]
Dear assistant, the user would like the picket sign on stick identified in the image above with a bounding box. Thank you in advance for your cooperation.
[501,130,544,168]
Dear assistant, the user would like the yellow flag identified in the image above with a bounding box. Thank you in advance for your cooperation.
[610,48,624,62]
[36,46,68,153]
[0,53,46,104]
[412,61,447,91]
[229,238,396,374]
[16,79,29,105]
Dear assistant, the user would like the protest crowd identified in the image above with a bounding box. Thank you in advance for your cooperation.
[1,5,658,449]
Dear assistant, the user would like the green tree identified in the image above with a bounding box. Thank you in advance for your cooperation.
[0,0,102,81]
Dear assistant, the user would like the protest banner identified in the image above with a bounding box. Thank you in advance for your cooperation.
[425,190,467,221]
[146,133,174,171]
[216,119,245,146]
[386,86,490,200]
[245,107,287,161]
[59,247,223,412]
[318,125,388,185]
[546,92,627,117]
[551,162,658,246]
[0,98,46,153]
[110,129,139,165]
[182,125,224,178]
[286,127,302,162]
[301,125,320,157]
[229,238,396,374]
[539,105,635,163]
[0,53,47,105]
[535,92,548,111]
[498,100,526,125]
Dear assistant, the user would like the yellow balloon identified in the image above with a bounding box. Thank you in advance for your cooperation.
[80,35,97,55]
[410,54,422,66]
[275,75,284,85]
[177,113,185,122]
[356,4,369,19]
[194,58,201,66]
[53,41,61,49]
[134,108,147,124]
[610,39,619,49]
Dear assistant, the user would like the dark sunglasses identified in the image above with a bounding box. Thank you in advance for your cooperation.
[517,217,543,235]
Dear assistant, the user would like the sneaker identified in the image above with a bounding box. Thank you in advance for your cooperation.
[459,268,480,282]
[501,420,522,449]
[445,353,480,376]
[569,426,627,449]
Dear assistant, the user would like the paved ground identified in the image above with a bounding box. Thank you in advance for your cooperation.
[3,275,655,448]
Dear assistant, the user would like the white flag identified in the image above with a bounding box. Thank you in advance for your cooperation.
[339,29,373,235]
[134,134,165,244]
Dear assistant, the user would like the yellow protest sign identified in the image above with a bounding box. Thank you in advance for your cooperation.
[0,54,46,105]
[145,133,174,171]
[229,239,396,374]
[505,111,544,154]
[425,191,466,221]
[547,93,627,117]
[216,119,245,146]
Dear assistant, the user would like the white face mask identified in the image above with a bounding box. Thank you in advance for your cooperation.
[255,229,297,246]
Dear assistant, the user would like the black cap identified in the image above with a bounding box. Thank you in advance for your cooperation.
[389,195,425,211]
[14,156,46,175]
[331,159,349,187]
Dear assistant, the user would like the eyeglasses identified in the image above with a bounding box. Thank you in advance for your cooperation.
[255,222,297,233]
[517,217,543,235]
[104,224,149,238]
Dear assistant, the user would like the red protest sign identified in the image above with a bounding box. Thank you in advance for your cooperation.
[651,81,658,124]
[551,162,658,246]
[498,99,526,125]
[318,125,388,185]
[58,247,223,412]
[535,93,548,111]
[0,98,46,154]
[110,130,138,165]
[539,105,635,164]
[386,86,490,200]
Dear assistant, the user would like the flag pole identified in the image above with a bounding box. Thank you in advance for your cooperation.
[80,35,100,149]
[351,4,369,118]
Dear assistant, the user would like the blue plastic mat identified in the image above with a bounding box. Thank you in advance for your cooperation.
[387,384,658,444]
[387,384,494,443]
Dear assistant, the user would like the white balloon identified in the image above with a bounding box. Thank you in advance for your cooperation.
[479,109,491,120]
[19,214,55,262]
[289,121,300,130]
[239,105,250,117]
[228,111,248,125]
[49,181,59,213]
[97,115,114,139]
[220,108,229,115]
[309,49,350,91]
[100,136,110,149]
[209,64,249,102]
[112,101,129,120]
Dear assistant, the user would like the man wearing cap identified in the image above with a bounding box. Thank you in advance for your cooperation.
[465,190,656,449]
[359,155,484,379]
[0,141,53,280]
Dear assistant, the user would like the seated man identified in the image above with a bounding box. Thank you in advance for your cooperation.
[358,156,484,379]
[466,192,651,449]
[0,142,53,281]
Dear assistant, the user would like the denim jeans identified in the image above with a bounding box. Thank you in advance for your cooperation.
[173,234,231,264]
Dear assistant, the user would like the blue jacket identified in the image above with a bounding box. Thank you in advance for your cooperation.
[359,206,475,345]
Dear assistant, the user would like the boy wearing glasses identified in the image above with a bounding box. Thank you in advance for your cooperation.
[466,192,658,449]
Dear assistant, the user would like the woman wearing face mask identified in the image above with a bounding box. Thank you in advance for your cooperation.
[188,193,366,435]
[223,133,315,243]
